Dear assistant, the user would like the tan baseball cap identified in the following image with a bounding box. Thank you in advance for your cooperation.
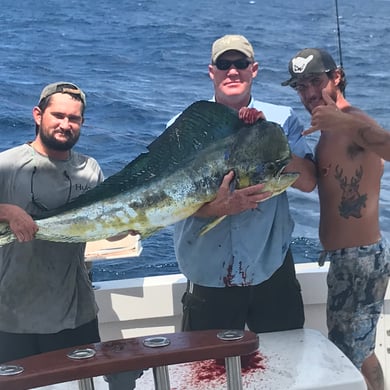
[211,35,255,63]
[38,82,86,106]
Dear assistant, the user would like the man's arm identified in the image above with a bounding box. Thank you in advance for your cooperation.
[304,90,390,161]
[279,108,316,193]
[284,154,316,192]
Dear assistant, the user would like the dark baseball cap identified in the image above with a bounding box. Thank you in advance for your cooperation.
[282,48,337,87]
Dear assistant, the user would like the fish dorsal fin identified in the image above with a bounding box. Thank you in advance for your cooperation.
[41,101,242,216]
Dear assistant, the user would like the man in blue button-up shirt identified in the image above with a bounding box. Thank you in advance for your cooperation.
[172,35,316,333]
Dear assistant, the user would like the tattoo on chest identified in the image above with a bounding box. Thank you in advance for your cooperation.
[334,165,367,219]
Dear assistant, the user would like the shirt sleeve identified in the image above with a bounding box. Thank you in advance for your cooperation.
[282,108,313,160]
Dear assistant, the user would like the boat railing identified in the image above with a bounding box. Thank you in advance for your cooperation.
[0,329,259,390]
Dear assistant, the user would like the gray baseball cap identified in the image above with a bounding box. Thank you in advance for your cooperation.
[39,82,86,106]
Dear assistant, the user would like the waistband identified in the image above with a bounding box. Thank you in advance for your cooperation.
[318,238,385,266]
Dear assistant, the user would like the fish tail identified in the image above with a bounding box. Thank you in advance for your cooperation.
[0,222,16,246]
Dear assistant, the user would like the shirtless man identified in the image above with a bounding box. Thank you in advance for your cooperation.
[282,48,390,390]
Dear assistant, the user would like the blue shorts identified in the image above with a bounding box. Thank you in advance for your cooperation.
[324,239,390,369]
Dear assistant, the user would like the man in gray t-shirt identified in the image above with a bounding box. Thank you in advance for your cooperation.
[0,82,141,389]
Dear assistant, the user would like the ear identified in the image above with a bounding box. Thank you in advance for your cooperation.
[251,61,259,78]
[32,106,42,127]
[333,68,343,87]
[208,64,215,80]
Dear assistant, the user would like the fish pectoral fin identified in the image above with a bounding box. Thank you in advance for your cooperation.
[199,215,227,236]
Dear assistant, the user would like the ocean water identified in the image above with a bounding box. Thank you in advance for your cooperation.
[0,0,389,281]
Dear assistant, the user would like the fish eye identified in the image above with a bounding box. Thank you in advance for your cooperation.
[266,162,276,172]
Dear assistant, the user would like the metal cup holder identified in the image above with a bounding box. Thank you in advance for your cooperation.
[67,348,96,360]
[0,365,24,376]
[143,336,171,348]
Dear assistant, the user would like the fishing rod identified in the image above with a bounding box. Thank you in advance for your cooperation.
[334,0,344,69]
[334,0,345,97]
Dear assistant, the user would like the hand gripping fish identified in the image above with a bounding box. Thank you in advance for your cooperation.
[0,101,299,245]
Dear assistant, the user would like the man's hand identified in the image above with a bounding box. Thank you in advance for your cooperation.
[195,171,273,218]
[303,90,344,135]
[238,107,266,124]
[0,204,39,242]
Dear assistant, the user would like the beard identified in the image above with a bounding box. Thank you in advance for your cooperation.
[38,128,80,151]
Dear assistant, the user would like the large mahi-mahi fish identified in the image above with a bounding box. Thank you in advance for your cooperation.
[0,101,298,246]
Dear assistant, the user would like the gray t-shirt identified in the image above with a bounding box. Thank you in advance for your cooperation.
[0,143,103,333]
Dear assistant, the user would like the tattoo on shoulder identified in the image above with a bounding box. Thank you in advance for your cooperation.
[334,164,367,219]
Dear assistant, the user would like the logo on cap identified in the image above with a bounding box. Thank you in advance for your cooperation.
[291,55,314,74]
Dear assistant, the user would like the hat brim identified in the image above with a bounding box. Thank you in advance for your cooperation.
[212,48,254,64]
[281,78,295,87]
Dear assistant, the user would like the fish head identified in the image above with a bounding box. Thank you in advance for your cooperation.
[228,119,299,193]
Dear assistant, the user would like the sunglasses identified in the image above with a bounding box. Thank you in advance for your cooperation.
[214,58,252,71]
